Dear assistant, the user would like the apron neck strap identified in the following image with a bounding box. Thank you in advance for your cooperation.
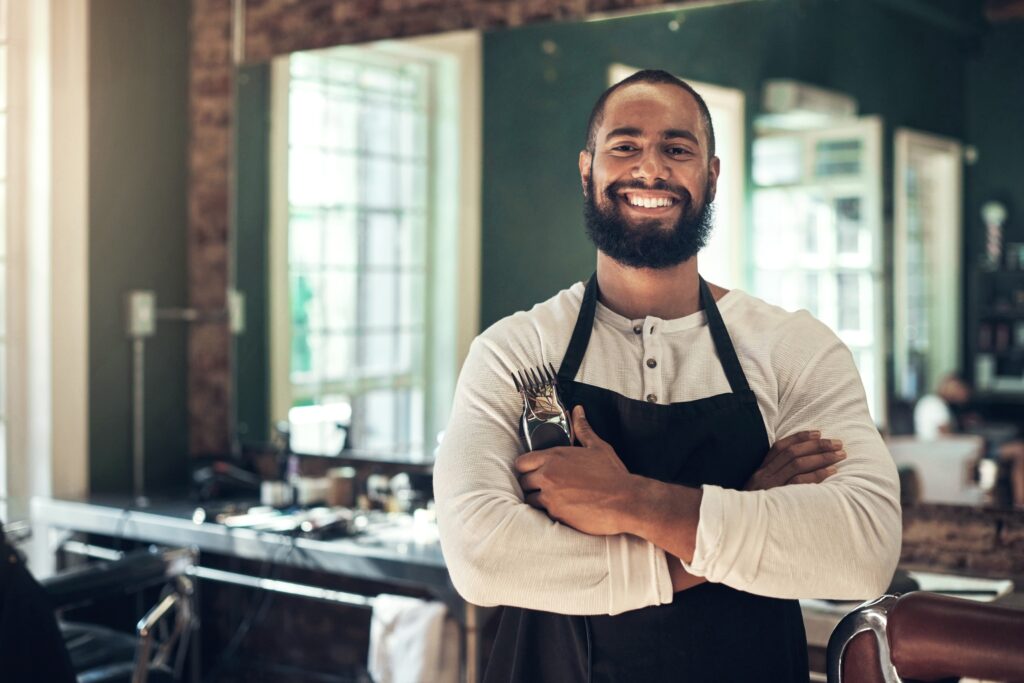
[699,276,751,394]
[558,272,751,395]
[557,272,599,385]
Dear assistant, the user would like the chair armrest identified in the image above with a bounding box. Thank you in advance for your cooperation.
[41,551,169,610]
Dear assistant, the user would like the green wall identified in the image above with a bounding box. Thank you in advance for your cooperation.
[88,0,191,494]
[480,0,981,328]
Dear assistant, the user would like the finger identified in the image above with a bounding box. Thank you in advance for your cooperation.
[515,451,547,473]
[572,405,605,449]
[519,472,543,491]
[761,430,821,469]
[787,466,838,486]
[525,491,546,509]
[766,438,843,477]
[772,430,823,454]
[779,450,846,480]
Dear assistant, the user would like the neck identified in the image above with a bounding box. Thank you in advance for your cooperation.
[595,253,703,320]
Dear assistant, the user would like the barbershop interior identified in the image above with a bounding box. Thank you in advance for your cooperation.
[2,0,1024,681]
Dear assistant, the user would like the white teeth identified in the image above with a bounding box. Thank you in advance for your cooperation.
[626,195,674,208]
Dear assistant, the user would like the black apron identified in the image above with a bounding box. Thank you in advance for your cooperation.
[484,273,809,683]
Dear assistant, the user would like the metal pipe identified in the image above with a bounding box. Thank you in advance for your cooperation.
[132,337,147,504]
[61,540,124,561]
[155,308,229,324]
[187,565,376,609]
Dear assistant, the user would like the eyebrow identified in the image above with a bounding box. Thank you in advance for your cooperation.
[605,127,701,146]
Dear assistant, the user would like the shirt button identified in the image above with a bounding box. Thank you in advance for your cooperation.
[632,324,643,335]
[646,358,657,369]
[646,393,658,403]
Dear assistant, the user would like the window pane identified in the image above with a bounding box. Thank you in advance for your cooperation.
[322,208,358,268]
[288,212,322,267]
[325,98,360,152]
[814,138,862,178]
[321,271,357,332]
[399,161,425,210]
[367,213,399,266]
[398,109,423,161]
[361,331,395,376]
[364,100,396,157]
[289,82,327,148]
[398,271,424,326]
[324,333,353,380]
[835,197,862,254]
[362,389,397,452]
[399,213,424,266]
[292,330,321,380]
[395,330,418,374]
[364,270,398,328]
[365,157,399,209]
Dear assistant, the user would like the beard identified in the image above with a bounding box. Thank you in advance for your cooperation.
[583,173,715,270]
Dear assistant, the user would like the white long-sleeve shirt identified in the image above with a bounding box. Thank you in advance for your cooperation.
[433,281,902,616]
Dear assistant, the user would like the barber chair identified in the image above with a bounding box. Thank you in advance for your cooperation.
[826,592,1024,683]
[42,546,198,683]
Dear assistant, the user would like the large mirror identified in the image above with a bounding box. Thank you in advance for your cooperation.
[231,0,1024,509]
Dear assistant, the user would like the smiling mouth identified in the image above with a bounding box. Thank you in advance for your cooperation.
[618,191,680,214]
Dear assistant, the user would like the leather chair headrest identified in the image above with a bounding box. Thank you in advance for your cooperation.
[888,592,1024,683]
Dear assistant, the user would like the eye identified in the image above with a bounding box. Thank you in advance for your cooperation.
[611,144,638,152]
[667,146,693,156]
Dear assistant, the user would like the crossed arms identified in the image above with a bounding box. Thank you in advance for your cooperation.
[433,331,902,616]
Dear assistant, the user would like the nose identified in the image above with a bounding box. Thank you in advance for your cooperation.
[632,147,669,183]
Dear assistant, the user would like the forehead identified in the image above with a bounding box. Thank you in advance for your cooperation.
[599,82,704,141]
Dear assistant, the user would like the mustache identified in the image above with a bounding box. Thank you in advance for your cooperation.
[603,179,693,204]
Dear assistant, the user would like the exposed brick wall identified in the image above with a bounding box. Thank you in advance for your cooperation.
[902,504,1024,578]
[189,0,233,455]
[187,0,703,454]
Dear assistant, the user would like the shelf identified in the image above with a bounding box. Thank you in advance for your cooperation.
[980,309,1024,318]
[972,391,1024,404]
[978,269,1024,276]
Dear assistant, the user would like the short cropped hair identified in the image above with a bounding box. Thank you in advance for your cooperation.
[584,69,716,158]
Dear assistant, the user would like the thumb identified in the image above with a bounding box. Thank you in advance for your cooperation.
[572,405,603,448]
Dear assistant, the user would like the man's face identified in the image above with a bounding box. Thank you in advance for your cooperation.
[579,82,720,269]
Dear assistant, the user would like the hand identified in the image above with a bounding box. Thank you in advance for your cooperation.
[515,405,636,536]
[744,430,845,491]
[665,430,844,593]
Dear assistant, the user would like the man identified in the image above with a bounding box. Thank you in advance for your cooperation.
[914,372,976,440]
[434,70,901,682]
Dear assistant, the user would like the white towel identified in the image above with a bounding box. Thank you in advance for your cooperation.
[368,593,460,683]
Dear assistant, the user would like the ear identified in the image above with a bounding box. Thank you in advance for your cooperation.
[706,155,721,204]
[578,150,592,197]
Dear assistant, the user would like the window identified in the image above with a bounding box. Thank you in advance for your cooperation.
[893,129,962,398]
[751,117,885,423]
[268,35,480,461]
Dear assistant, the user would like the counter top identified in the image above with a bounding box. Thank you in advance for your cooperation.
[30,495,459,613]
[32,495,1024,647]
